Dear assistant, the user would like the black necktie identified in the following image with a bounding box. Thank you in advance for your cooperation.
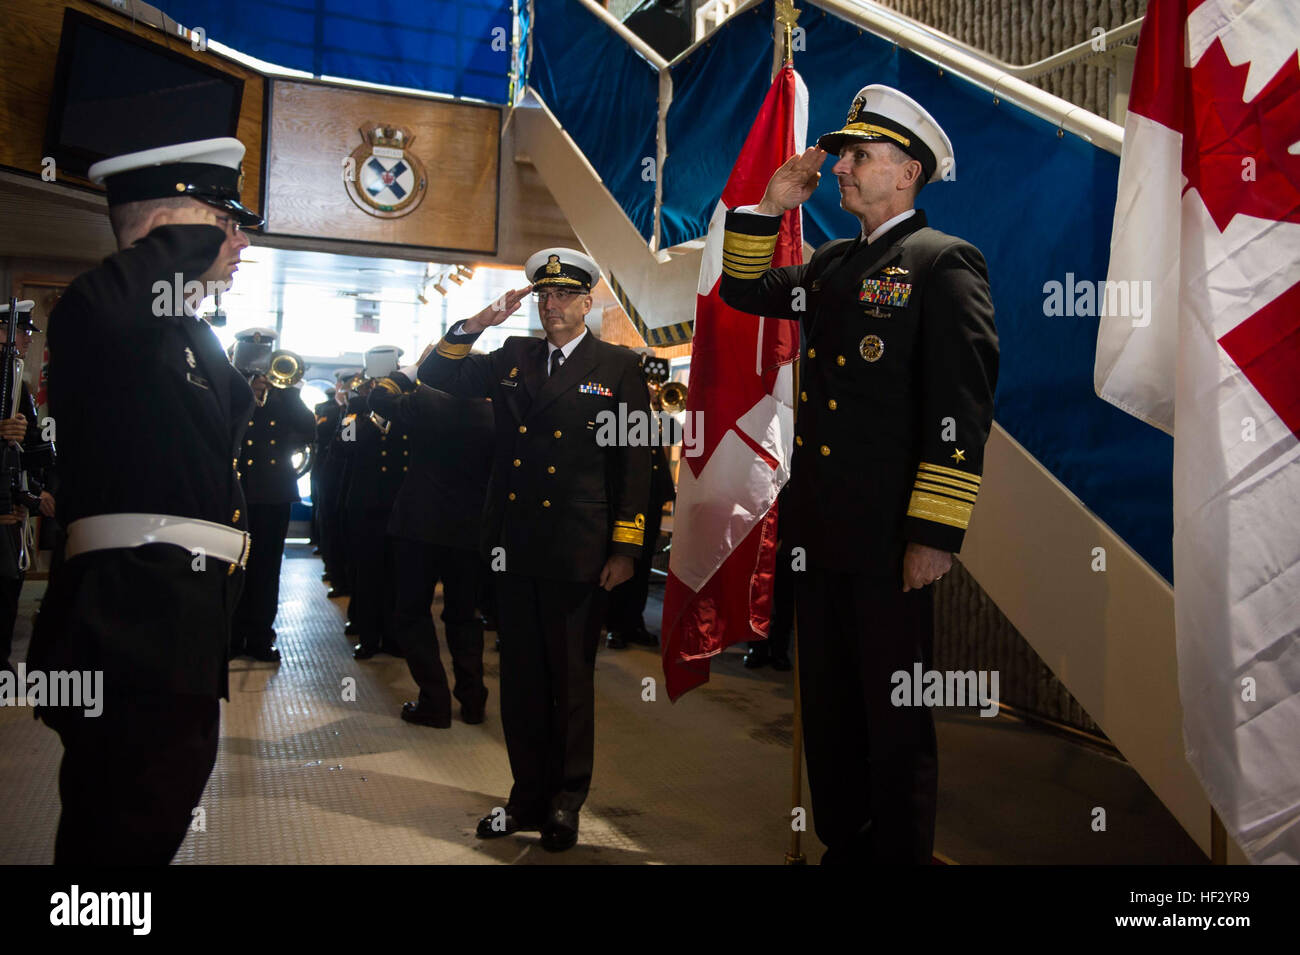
[549,348,563,377]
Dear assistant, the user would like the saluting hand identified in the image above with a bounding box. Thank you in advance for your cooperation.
[902,542,953,592]
[0,414,26,444]
[598,555,635,591]
[462,286,533,335]
[755,147,827,216]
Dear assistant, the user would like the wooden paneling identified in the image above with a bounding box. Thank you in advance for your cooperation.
[266,81,499,255]
[0,0,265,215]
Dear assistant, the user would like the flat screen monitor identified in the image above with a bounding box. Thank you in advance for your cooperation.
[44,9,244,179]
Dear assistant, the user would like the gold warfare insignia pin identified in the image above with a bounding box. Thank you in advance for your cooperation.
[546,255,562,275]
[346,122,428,219]
[185,347,197,368]
[882,266,909,276]
[860,334,884,362]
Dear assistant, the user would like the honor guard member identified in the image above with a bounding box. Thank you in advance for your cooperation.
[229,327,316,662]
[719,87,999,864]
[420,247,652,852]
[366,371,494,727]
[0,301,56,673]
[27,137,262,864]
[322,369,360,599]
[345,345,409,659]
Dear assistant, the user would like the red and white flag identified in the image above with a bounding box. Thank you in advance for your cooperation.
[1095,0,1300,863]
[660,65,806,700]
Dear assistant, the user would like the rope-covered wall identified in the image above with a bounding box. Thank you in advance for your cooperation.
[877,0,1148,118]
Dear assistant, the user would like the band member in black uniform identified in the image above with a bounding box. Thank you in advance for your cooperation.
[0,301,55,673]
[28,138,261,864]
[719,86,998,864]
[310,386,337,569]
[229,327,316,662]
[366,372,494,726]
[420,247,652,852]
[322,369,359,600]
[345,346,409,659]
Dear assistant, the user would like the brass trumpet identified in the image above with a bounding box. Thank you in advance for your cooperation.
[267,349,305,390]
[657,380,688,414]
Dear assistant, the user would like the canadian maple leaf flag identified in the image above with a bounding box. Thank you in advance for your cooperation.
[1095,0,1300,863]
[660,65,806,701]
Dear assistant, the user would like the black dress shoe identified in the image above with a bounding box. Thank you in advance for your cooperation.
[540,809,579,852]
[742,645,770,669]
[401,701,451,728]
[626,628,659,647]
[327,588,350,599]
[319,571,329,581]
[605,631,628,650]
[381,643,405,658]
[476,808,542,839]
[247,646,281,663]
[354,643,380,660]
[344,621,358,636]
[770,650,793,671]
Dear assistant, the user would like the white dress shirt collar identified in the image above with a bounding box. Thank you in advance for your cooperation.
[865,208,917,244]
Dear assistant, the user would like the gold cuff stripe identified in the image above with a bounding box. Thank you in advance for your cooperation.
[839,122,911,147]
[434,338,472,359]
[907,492,972,530]
[915,473,980,496]
[722,262,772,277]
[612,526,644,546]
[914,479,977,503]
[918,462,981,486]
[722,230,779,254]
[373,378,401,394]
[722,247,777,261]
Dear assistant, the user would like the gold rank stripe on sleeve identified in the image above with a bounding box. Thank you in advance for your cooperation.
[434,336,473,359]
[908,461,981,530]
[722,230,779,279]
[612,520,645,546]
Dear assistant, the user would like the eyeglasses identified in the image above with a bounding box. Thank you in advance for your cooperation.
[532,289,582,304]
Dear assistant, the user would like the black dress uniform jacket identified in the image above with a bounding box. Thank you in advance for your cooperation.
[720,209,998,574]
[418,328,653,582]
[29,224,253,699]
[239,386,316,504]
[366,378,494,547]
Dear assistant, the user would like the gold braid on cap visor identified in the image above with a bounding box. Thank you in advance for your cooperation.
[834,122,911,148]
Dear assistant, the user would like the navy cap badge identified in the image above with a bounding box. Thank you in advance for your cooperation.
[546,255,563,275]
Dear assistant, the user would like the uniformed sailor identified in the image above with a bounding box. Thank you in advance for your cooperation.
[0,301,56,673]
[229,327,316,662]
[365,371,494,727]
[27,137,262,864]
[419,248,652,851]
[344,345,409,660]
[322,368,361,601]
[310,385,338,572]
[719,87,999,864]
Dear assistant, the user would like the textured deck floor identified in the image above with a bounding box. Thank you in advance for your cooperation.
[0,546,1204,865]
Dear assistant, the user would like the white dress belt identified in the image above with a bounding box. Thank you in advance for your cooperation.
[65,513,251,569]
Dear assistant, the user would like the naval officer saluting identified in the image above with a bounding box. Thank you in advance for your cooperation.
[420,248,652,852]
[28,137,260,864]
[720,87,999,863]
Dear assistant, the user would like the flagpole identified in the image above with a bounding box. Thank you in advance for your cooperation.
[775,0,806,868]
[1210,808,1226,864]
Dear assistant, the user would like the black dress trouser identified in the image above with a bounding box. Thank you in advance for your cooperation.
[0,573,22,667]
[495,572,606,817]
[795,566,937,865]
[347,509,396,651]
[230,502,291,655]
[392,536,486,720]
[43,694,220,865]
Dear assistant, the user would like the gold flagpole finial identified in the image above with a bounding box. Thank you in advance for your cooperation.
[775,0,801,65]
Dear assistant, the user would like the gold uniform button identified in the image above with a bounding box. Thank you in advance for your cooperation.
[513,459,521,467]
[402,434,408,441]
[246,439,253,446]
[380,450,387,456]
[232,509,241,522]
[380,466,386,472]
[508,492,516,501]
[836,355,846,366]
[247,420,254,427]
[820,445,830,456]
[795,436,803,447]
[269,439,276,445]
[542,500,551,508]
[828,399,838,410]
[269,458,276,465]
[246,458,253,465]
[269,420,276,426]
[553,430,562,438]
[808,347,816,358]
[402,466,408,472]
[800,391,807,403]
[519,425,527,434]
[547,465,556,474]
[402,449,408,456]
